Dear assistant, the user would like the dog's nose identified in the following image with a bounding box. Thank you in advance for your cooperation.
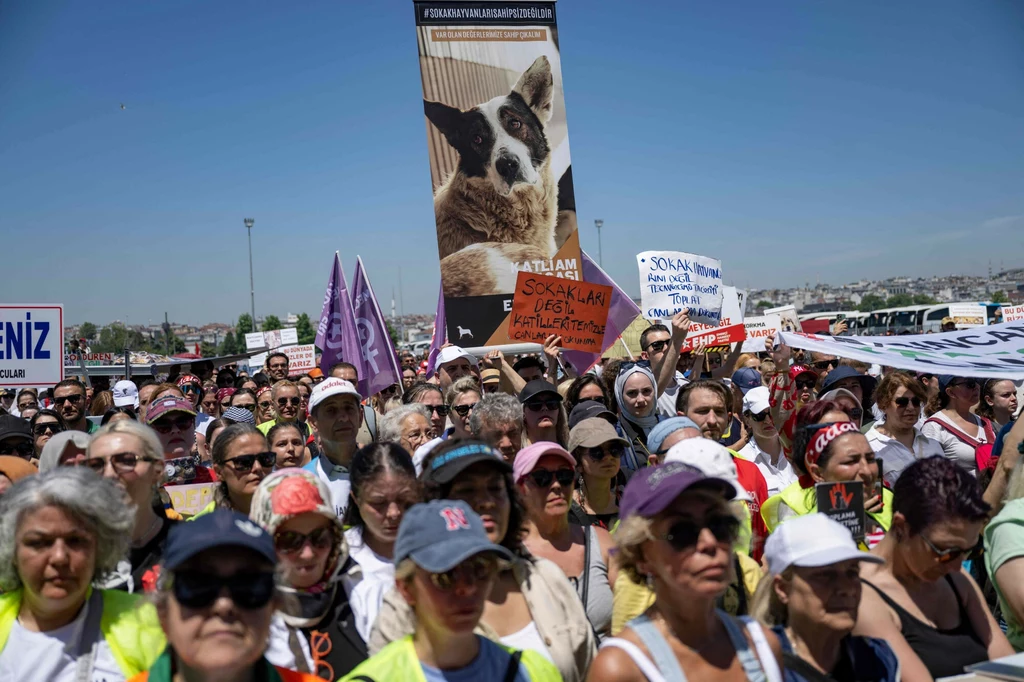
[495,155,520,184]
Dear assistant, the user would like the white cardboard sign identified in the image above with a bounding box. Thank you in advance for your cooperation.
[742,315,782,352]
[0,305,64,386]
[1001,304,1024,323]
[637,251,723,325]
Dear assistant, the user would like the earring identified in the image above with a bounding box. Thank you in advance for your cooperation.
[646,573,654,589]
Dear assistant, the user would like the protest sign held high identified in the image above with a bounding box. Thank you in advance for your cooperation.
[0,305,63,385]
[742,314,782,352]
[413,1,583,349]
[508,272,611,352]
[637,250,724,325]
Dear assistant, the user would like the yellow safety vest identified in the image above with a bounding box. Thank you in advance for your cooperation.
[761,480,893,534]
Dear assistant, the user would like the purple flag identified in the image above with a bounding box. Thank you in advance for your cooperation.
[425,284,447,379]
[351,257,403,397]
[562,250,642,373]
[315,252,362,384]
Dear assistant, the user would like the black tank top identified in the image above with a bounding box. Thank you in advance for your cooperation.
[861,576,989,679]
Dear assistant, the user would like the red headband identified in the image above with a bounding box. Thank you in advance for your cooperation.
[176,374,200,387]
[805,421,859,467]
[256,386,273,398]
[216,388,236,402]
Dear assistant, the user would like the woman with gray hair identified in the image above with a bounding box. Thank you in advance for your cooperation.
[378,403,434,456]
[83,420,174,593]
[0,467,166,680]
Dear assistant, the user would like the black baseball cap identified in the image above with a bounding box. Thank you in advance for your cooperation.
[568,400,616,429]
[0,414,32,443]
[518,379,561,404]
[422,441,512,485]
[163,510,277,571]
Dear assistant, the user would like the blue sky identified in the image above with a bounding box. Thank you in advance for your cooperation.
[2,0,1022,325]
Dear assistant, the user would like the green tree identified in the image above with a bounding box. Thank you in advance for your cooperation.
[886,293,914,308]
[386,321,400,348]
[912,294,938,305]
[992,291,1009,304]
[94,323,149,353]
[220,331,239,355]
[200,341,218,358]
[236,313,254,335]
[756,300,774,310]
[858,294,887,312]
[263,315,282,331]
[296,313,316,345]
[79,322,98,341]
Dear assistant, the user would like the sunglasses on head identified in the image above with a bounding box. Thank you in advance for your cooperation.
[224,451,275,473]
[152,415,194,434]
[525,398,561,412]
[429,404,451,417]
[452,402,478,417]
[893,396,923,409]
[528,468,574,488]
[645,339,670,354]
[274,526,334,554]
[32,422,62,436]
[277,397,301,407]
[428,555,497,592]
[0,441,33,458]
[749,410,771,422]
[664,515,740,552]
[581,444,624,461]
[84,452,155,475]
[172,570,276,610]
[54,394,84,406]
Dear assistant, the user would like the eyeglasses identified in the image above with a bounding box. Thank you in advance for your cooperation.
[749,410,771,423]
[0,442,33,459]
[451,402,478,417]
[664,515,740,552]
[83,452,157,474]
[428,556,497,592]
[172,570,276,610]
[224,451,275,473]
[53,394,84,406]
[893,396,923,409]
[580,444,624,461]
[812,360,838,371]
[525,398,561,412]
[921,535,971,564]
[19,401,39,411]
[277,397,301,407]
[274,526,334,554]
[151,415,194,434]
[428,404,451,417]
[32,422,63,436]
[528,468,574,488]
[950,379,979,390]
[179,384,200,395]
[645,339,670,353]
[269,363,288,370]
[796,379,816,391]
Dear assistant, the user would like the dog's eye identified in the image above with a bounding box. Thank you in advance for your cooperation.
[472,135,483,145]
[509,118,522,129]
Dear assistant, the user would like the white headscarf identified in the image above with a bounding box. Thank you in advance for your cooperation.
[615,363,660,432]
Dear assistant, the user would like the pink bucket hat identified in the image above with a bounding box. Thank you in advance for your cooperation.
[512,441,576,483]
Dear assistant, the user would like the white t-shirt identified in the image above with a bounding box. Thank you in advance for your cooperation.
[921,411,989,474]
[865,424,945,486]
[0,595,123,682]
[737,438,797,498]
[343,526,396,642]
[303,455,351,518]
[656,372,687,419]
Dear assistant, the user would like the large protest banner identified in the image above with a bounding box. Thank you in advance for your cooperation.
[0,305,63,386]
[508,272,611,352]
[413,1,583,347]
[636,251,724,325]
[778,321,1024,379]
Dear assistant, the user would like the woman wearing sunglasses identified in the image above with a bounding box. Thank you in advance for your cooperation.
[258,381,309,440]
[519,379,570,447]
[230,387,259,415]
[372,439,597,682]
[589,462,784,682]
[131,510,322,682]
[194,423,273,517]
[568,418,627,529]
[752,513,899,682]
[866,371,944,486]
[762,401,890,543]
[401,382,448,438]
[342,499,560,682]
[923,375,995,473]
[614,364,661,461]
[269,422,312,469]
[516,441,617,639]
[0,468,166,681]
[854,456,1012,681]
[85,420,176,593]
[29,409,66,465]
[250,469,369,680]
[341,444,420,642]
[445,376,481,440]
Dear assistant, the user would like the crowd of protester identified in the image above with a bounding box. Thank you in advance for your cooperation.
[0,314,1022,681]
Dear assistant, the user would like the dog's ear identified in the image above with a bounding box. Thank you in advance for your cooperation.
[512,55,554,124]
[424,100,464,146]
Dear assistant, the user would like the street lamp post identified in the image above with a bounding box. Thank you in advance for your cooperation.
[244,218,256,331]
[594,219,604,267]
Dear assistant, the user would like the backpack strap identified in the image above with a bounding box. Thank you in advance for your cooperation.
[924,417,983,447]
[502,650,524,682]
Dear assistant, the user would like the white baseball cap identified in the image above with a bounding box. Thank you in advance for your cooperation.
[742,386,770,415]
[664,439,752,502]
[112,380,139,408]
[308,377,362,415]
[436,346,477,368]
[764,513,883,576]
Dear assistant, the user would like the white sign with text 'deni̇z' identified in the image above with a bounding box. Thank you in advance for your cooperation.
[0,305,64,386]
[637,251,723,326]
